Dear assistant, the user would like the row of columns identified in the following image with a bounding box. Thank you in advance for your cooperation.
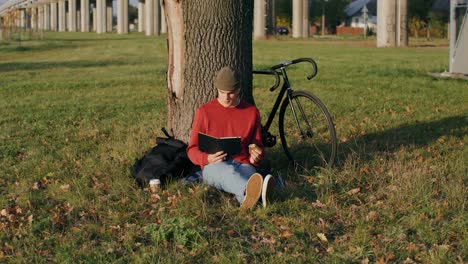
[0,0,167,35]
[253,0,307,40]
[3,0,408,44]
[138,0,166,36]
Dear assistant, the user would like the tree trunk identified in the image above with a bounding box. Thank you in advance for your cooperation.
[165,0,254,143]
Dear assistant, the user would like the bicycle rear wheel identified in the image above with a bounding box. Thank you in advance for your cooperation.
[279,91,337,169]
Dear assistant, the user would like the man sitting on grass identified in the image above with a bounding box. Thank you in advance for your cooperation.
[187,66,275,209]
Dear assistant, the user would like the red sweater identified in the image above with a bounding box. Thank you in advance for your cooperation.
[187,99,264,169]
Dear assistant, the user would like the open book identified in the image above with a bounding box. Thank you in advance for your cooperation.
[198,132,241,155]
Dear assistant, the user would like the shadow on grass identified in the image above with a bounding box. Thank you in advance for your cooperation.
[0,42,78,53]
[336,115,467,166]
[55,36,150,42]
[0,59,141,72]
[263,115,466,203]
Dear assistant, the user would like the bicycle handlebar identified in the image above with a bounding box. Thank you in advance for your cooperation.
[252,70,281,92]
[271,57,318,80]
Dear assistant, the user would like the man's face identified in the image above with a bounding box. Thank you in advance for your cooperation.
[217,88,240,108]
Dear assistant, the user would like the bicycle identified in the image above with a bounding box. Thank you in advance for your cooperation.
[253,58,337,169]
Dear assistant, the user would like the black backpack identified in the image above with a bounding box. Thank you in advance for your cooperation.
[131,128,195,187]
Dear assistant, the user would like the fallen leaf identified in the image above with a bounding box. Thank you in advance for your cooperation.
[386,252,396,261]
[376,257,385,264]
[407,242,418,251]
[366,211,378,221]
[317,233,328,242]
[311,200,326,209]
[60,184,70,192]
[360,166,370,175]
[27,215,33,225]
[175,245,184,250]
[280,230,293,238]
[347,188,360,196]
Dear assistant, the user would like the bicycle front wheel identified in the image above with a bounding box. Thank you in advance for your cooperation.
[279,91,337,169]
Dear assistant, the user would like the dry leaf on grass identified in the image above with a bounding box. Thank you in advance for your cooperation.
[347,188,360,196]
[279,230,293,238]
[317,233,328,242]
[60,184,70,192]
[311,200,326,208]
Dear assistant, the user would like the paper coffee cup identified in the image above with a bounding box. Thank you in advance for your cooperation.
[149,179,161,193]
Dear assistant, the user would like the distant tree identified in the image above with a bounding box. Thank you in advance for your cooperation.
[309,0,352,32]
[129,4,138,24]
[275,0,292,28]
[275,0,352,32]
[409,0,438,38]
[409,0,437,21]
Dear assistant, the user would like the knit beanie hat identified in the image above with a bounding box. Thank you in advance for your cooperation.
[214,67,239,91]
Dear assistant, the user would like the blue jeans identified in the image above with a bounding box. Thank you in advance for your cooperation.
[202,159,257,203]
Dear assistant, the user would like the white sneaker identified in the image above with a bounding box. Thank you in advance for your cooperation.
[262,174,275,208]
[240,173,263,210]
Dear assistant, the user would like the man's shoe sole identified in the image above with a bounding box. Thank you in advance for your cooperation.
[241,173,263,209]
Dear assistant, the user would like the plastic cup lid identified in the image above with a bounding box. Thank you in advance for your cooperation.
[149,179,161,185]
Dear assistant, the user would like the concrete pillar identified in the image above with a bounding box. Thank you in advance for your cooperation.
[106,0,112,32]
[50,2,57,31]
[253,0,266,40]
[160,0,166,33]
[117,0,128,33]
[38,5,43,30]
[145,0,153,35]
[153,0,159,35]
[20,9,25,28]
[397,0,408,47]
[377,0,407,47]
[31,8,37,30]
[138,0,145,32]
[302,0,309,38]
[96,0,106,33]
[58,0,66,31]
[449,0,456,72]
[377,0,395,47]
[80,0,89,32]
[15,11,19,27]
[92,6,97,31]
[44,5,50,30]
[68,0,77,31]
[292,0,302,38]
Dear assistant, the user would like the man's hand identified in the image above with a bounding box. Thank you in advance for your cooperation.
[207,151,227,164]
[249,144,262,164]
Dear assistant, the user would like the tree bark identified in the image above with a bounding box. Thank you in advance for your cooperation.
[165,0,254,142]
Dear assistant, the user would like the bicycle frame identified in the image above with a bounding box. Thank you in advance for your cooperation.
[260,68,292,133]
[253,58,318,142]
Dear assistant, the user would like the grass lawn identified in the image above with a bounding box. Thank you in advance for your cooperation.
[0,32,466,262]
